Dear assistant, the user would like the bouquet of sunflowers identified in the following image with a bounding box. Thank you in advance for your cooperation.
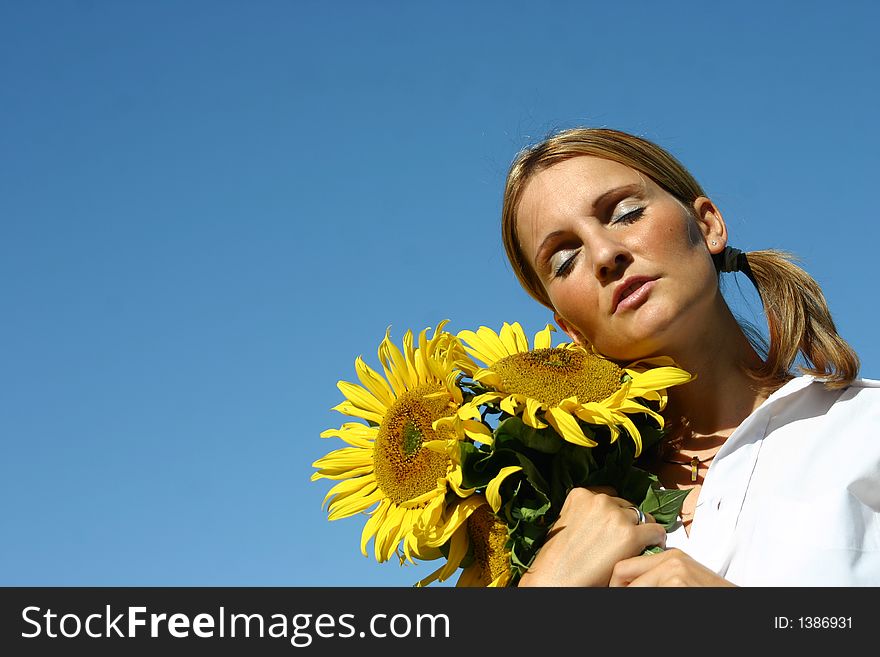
[312,320,694,587]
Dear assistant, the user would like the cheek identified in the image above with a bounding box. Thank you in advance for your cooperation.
[551,286,602,336]
[685,217,704,247]
[651,220,702,260]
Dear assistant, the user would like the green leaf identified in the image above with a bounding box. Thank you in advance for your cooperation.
[510,492,551,523]
[458,441,498,489]
[492,447,550,495]
[494,417,563,454]
[641,487,691,529]
[619,466,653,505]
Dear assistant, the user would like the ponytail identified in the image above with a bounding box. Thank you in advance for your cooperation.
[738,249,859,390]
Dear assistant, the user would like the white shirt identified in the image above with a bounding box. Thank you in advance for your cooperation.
[664,375,880,586]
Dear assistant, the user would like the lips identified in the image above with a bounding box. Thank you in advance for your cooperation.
[612,276,658,314]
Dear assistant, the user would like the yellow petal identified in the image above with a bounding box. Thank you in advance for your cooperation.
[499,322,520,355]
[310,464,374,481]
[320,423,376,448]
[421,495,486,547]
[447,468,477,498]
[499,394,520,416]
[463,419,493,441]
[361,499,391,558]
[331,401,384,424]
[626,366,694,397]
[321,475,377,510]
[533,324,555,349]
[377,327,406,395]
[522,396,547,429]
[473,369,503,388]
[375,504,407,562]
[311,446,372,471]
[486,465,522,512]
[400,483,445,508]
[380,329,415,391]
[477,325,511,358]
[545,406,597,448]
[336,380,389,417]
[458,328,506,365]
[437,527,469,581]
[509,322,530,353]
[354,357,395,408]
[327,487,383,520]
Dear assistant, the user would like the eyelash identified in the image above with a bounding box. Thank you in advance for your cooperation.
[614,206,646,224]
[554,253,576,277]
[551,206,646,277]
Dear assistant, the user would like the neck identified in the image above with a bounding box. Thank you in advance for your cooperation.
[662,302,770,440]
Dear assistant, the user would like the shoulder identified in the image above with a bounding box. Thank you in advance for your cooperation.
[844,377,880,391]
[760,375,880,451]
[773,375,880,414]
[758,376,880,502]
[815,376,880,415]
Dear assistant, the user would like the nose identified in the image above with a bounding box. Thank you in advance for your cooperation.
[591,233,631,282]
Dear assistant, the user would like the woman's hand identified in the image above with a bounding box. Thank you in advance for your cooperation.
[518,486,667,587]
[609,548,737,587]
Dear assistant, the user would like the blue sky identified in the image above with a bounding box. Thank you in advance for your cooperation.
[2,1,878,587]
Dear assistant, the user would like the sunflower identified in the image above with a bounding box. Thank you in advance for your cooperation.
[410,493,514,588]
[312,321,486,564]
[457,322,693,455]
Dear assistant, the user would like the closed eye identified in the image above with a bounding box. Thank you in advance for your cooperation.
[551,248,579,277]
[613,206,646,225]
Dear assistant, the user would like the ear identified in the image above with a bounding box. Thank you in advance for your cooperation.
[692,196,728,256]
[554,313,586,345]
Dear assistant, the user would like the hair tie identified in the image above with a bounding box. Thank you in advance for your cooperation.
[719,246,745,273]
[717,246,761,297]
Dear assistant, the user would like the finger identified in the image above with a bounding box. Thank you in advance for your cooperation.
[621,505,657,525]
[609,547,672,587]
[621,571,666,587]
[584,485,618,497]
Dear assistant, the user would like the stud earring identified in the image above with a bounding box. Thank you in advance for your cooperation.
[711,240,717,246]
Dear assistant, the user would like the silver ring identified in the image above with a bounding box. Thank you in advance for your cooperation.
[628,506,645,525]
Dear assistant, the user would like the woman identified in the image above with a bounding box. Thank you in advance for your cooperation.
[501,127,880,586]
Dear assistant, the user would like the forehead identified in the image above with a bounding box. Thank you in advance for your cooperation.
[516,156,647,235]
[519,156,644,213]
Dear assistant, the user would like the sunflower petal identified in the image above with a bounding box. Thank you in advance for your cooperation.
[545,406,598,447]
[331,401,384,424]
[486,465,522,512]
[533,324,555,349]
[311,446,373,473]
[361,499,391,558]
[328,487,383,520]
[438,527,470,580]
[354,357,395,409]
[522,396,547,429]
[499,322,520,355]
[321,475,377,510]
[320,424,376,448]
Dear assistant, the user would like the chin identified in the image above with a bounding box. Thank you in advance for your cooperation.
[600,316,679,362]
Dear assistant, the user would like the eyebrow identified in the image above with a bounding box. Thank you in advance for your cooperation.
[532,183,644,268]
[591,183,643,211]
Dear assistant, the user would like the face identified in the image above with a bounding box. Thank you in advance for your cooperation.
[515,155,727,362]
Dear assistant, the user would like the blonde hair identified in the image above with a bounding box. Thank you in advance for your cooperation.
[501,127,859,389]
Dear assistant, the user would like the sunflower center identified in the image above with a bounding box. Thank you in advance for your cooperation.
[466,506,510,585]
[373,384,454,505]
[401,421,422,457]
[490,347,623,405]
